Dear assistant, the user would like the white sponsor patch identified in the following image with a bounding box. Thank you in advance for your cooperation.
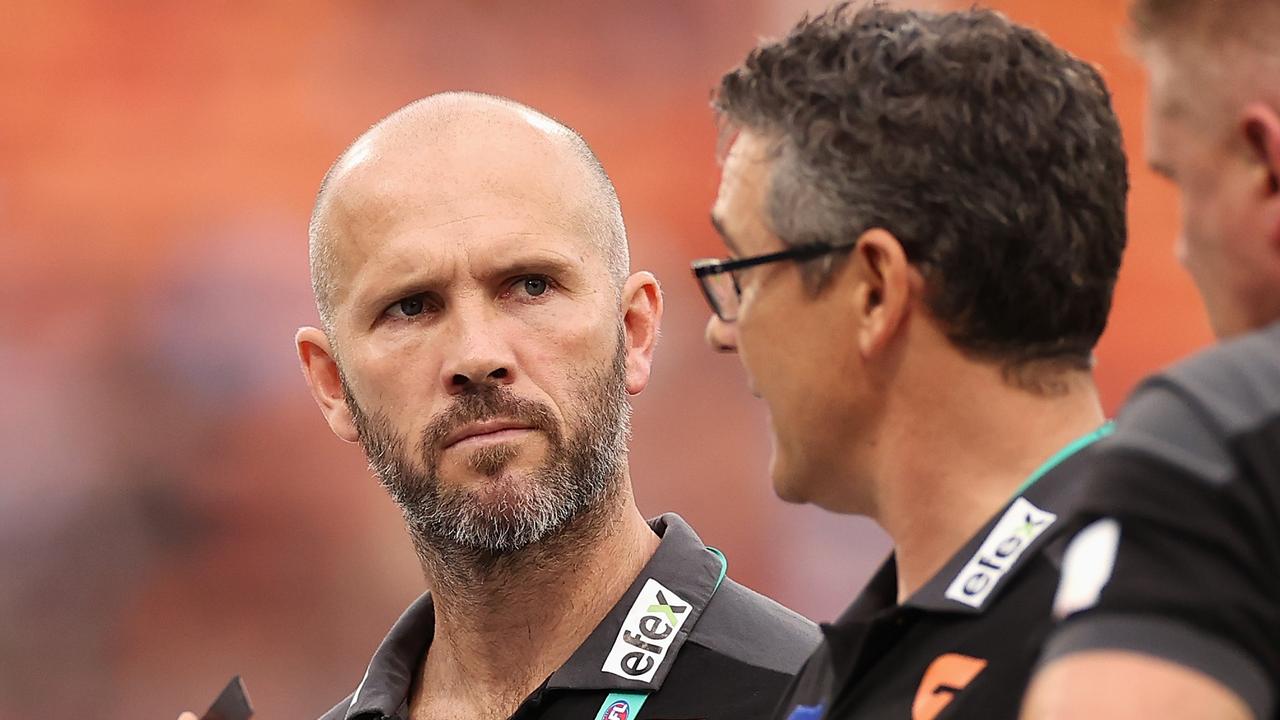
[945,497,1057,609]
[601,578,691,682]
[1053,517,1121,619]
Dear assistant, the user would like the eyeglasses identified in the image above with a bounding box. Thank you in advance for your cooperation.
[690,241,856,322]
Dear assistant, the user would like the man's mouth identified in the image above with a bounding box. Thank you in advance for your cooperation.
[441,419,537,450]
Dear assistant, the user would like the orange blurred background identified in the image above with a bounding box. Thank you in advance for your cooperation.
[0,1,1210,717]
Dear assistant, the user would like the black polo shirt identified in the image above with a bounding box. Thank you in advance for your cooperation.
[1043,322,1280,719]
[774,425,1113,720]
[320,513,820,720]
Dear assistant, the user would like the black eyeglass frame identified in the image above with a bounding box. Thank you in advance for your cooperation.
[690,241,857,322]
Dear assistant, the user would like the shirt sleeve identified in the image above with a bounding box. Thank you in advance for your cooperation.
[1042,381,1280,720]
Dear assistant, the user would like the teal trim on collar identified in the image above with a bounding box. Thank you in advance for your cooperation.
[594,692,649,719]
[706,547,728,591]
[1012,421,1115,497]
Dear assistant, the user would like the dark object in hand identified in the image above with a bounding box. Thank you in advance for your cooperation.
[201,675,254,720]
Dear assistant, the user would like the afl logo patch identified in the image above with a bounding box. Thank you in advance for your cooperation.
[604,700,630,720]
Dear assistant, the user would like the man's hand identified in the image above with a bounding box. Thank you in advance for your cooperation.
[177,714,198,720]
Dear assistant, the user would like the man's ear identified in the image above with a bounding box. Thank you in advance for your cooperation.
[845,228,914,359]
[618,271,663,396]
[296,326,359,443]
[1241,103,1280,247]
[1243,103,1280,195]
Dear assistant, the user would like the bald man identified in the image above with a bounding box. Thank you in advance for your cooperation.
[260,93,816,720]
[1022,2,1280,719]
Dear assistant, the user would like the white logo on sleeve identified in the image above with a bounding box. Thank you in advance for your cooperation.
[1053,517,1120,619]
[945,497,1057,609]
[601,578,691,683]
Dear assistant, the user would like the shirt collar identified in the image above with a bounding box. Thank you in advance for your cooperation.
[826,425,1107,628]
[545,512,724,692]
[345,593,435,719]
[906,431,1103,613]
[341,513,723,718]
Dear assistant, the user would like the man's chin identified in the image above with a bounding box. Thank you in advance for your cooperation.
[464,472,545,508]
[768,452,809,505]
[771,475,810,505]
[416,486,561,556]
[437,452,549,493]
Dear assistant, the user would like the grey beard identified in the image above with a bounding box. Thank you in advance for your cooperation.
[341,339,631,563]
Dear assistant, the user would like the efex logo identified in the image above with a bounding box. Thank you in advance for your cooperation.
[945,497,1056,609]
[602,578,691,682]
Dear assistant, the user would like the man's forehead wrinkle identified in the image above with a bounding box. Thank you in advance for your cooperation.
[423,213,492,232]
[340,237,454,317]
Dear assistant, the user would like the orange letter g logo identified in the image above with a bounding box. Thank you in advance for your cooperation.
[912,653,988,720]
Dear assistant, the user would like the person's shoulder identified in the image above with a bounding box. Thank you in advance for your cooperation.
[688,576,821,675]
[1153,324,1280,431]
[1105,324,1280,486]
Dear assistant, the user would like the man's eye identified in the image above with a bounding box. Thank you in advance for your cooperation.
[387,294,430,318]
[522,277,549,297]
[508,276,553,298]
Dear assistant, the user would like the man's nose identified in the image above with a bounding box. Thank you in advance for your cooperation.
[705,315,739,353]
[440,315,517,394]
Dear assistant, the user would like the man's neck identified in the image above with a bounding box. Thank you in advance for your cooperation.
[408,483,660,720]
[868,363,1105,604]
